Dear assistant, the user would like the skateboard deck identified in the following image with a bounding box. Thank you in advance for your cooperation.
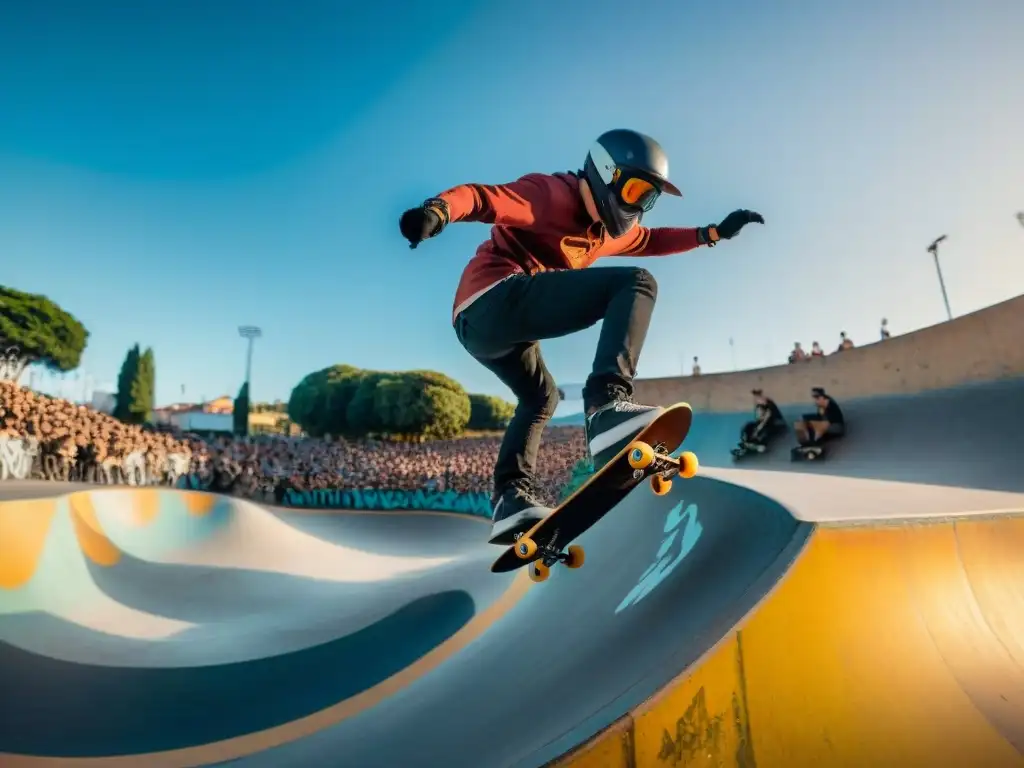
[731,440,767,460]
[791,444,828,461]
[491,402,699,583]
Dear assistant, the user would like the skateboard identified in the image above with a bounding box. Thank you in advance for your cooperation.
[731,440,767,460]
[490,402,699,584]
[791,444,827,461]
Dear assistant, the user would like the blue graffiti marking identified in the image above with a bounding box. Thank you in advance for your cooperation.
[615,499,703,614]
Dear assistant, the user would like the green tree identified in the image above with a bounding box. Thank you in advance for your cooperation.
[127,346,156,424]
[288,365,472,440]
[419,384,471,439]
[346,371,398,435]
[144,346,156,411]
[233,381,250,436]
[391,371,471,439]
[114,344,141,421]
[0,285,89,382]
[287,364,362,437]
[323,367,367,436]
[287,369,326,434]
[468,394,516,430]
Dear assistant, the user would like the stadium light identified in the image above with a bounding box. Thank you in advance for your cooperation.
[238,326,262,395]
[926,236,953,321]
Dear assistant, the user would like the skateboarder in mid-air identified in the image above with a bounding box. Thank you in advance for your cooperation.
[399,129,764,544]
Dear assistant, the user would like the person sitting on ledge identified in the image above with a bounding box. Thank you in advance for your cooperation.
[732,389,786,456]
[793,387,845,450]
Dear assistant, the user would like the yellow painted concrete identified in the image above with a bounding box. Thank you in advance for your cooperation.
[0,499,58,588]
[67,492,120,567]
[184,492,218,517]
[558,517,1024,768]
[130,488,161,524]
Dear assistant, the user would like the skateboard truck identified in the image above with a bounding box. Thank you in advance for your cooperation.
[627,440,699,497]
[732,440,767,459]
[513,533,586,583]
[791,444,825,461]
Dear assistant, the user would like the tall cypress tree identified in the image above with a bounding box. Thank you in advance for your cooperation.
[128,347,155,424]
[233,381,250,436]
[114,344,141,422]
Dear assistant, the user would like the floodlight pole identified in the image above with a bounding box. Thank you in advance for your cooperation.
[926,236,952,321]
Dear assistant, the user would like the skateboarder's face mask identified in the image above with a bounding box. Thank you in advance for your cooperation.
[613,170,661,213]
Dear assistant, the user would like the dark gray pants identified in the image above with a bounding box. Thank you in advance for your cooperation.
[454,266,658,492]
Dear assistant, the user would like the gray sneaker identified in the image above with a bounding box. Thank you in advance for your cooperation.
[488,479,551,545]
[585,399,664,469]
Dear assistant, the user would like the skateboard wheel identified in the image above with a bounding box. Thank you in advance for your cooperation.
[564,545,585,569]
[678,451,699,479]
[529,561,550,583]
[515,536,538,560]
[627,441,656,470]
[650,474,672,496]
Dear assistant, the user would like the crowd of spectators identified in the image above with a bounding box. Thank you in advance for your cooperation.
[0,381,586,504]
[0,381,195,483]
[787,319,891,364]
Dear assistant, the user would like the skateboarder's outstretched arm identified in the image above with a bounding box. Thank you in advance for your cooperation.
[618,208,765,257]
[399,174,561,249]
[617,225,705,257]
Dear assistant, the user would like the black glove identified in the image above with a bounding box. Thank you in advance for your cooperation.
[399,198,449,250]
[716,209,764,240]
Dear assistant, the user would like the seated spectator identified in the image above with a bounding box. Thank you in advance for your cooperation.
[691,356,702,376]
[793,387,845,449]
[835,331,854,352]
[880,318,890,340]
[810,341,824,358]
[732,389,786,457]
[788,343,807,363]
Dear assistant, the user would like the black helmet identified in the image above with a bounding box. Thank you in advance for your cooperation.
[583,129,682,238]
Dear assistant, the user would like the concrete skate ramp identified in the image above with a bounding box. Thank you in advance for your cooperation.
[555,511,1024,768]
[0,479,810,767]
[672,376,1024,493]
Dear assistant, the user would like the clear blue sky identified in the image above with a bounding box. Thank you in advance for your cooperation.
[2,0,1022,409]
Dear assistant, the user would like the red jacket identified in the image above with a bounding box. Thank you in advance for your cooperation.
[437,172,704,322]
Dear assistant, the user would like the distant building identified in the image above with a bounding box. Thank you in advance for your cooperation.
[205,396,234,414]
[152,396,234,434]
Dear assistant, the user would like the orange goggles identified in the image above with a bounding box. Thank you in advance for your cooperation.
[616,173,661,212]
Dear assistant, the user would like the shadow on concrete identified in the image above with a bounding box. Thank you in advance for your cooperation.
[0,590,477,758]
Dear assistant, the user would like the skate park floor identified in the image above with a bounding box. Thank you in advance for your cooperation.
[1,378,1024,766]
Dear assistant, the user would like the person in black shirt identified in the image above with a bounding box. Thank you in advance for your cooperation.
[732,389,787,457]
[794,387,845,448]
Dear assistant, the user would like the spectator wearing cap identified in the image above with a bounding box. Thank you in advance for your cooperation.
[793,387,845,448]
[835,332,854,352]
